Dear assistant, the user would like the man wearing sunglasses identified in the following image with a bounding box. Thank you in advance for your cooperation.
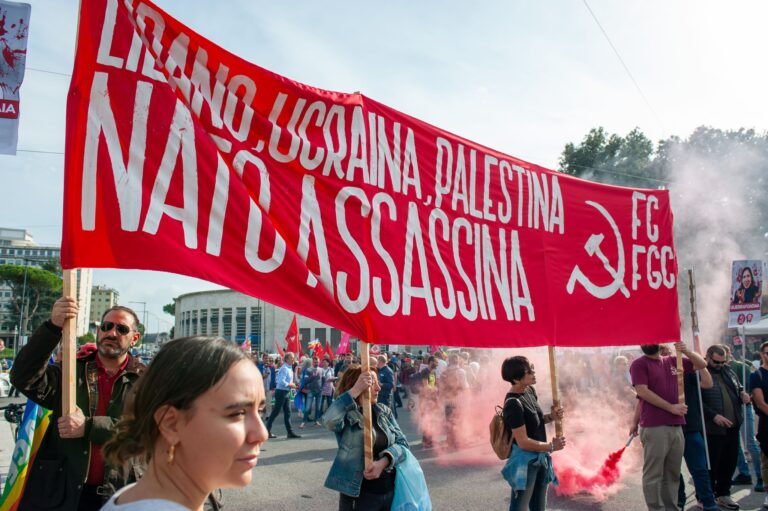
[700,344,750,510]
[10,296,146,511]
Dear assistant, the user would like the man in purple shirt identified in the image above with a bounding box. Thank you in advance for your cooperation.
[630,342,707,511]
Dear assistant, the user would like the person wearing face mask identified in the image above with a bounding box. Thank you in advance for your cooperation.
[700,344,750,510]
[629,342,707,511]
[9,297,146,510]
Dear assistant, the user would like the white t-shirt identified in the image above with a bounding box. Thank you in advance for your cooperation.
[101,484,192,511]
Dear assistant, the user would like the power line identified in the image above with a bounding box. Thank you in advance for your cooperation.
[26,67,71,78]
[564,162,669,185]
[581,0,665,131]
[16,149,64,155]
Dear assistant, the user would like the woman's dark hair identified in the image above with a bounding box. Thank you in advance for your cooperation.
[501,356,531,384]
[742,267,756,287]
[103,336,249,465]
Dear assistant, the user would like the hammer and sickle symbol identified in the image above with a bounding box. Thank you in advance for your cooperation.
[566,200,630,299]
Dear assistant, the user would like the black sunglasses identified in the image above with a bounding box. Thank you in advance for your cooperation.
[100,321,132,336]
[710,359,725,366]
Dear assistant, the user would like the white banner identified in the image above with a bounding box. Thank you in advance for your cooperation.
[0,1,31,155]
[728,259,765,328]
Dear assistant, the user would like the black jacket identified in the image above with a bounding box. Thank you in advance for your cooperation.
[701,365,743,435]
[10,321,145,510]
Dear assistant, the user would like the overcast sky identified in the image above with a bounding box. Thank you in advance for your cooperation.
[2,0,767,332]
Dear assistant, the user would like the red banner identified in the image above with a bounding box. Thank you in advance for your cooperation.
[62,0,681,347]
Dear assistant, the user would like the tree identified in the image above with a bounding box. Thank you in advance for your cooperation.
[559,127,656,187]
[0,264,61,336]
[163,301,176,316]
[78,332,96,344]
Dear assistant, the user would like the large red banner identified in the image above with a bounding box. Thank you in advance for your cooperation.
[62,0,681,347]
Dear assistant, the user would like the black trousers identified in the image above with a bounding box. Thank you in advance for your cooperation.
[339,490,394,511]
[266,389,294,434]
[707,427,740,497]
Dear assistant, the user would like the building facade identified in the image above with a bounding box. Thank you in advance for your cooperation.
[174,289,346,354]
[90,285,120,323]
[0,228,92,346]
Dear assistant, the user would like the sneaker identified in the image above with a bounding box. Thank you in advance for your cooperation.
[315,421,322,426]
[268,432,277,439]
[715,496,739,510]
[731,473,752,485]
[287,432,302,439]
[757,479,765,492]
[763,496,768,509]
[299,423,305,429]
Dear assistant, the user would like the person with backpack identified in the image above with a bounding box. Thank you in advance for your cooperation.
[500,356,565,511]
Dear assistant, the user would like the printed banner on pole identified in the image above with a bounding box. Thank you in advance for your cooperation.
[728,260,765,327]
[0,0,31,155]
[62,0,681,348]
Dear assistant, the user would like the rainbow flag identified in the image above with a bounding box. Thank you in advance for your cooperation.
[0,401,52,511]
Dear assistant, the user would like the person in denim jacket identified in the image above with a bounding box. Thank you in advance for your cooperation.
[322,365,409,511]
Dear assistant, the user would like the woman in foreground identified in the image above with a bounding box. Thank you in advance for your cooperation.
[101,336,268,510]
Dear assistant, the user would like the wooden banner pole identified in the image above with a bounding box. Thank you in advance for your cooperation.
[547,346,563,438]
[360,341,373,469]
[676,346,685,405]
[62,269,78,415]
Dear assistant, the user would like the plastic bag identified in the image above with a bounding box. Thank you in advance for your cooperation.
[391,449,432,511]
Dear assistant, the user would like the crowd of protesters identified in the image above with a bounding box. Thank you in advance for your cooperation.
[8,295,768,511]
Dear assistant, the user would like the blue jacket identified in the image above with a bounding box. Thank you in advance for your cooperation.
[322,391,409,497]
[501,445,558,492]
[377,365,395,406]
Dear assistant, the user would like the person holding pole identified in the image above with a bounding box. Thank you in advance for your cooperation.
[322,364,411,510]
[500,355,565,511]
[9,297,146,510]
[675,361,718,511]
[629,342,706,511]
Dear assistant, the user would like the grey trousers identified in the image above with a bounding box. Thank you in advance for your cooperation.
[640,425,685,511]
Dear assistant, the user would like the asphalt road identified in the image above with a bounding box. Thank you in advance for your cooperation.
[1,396,764,510]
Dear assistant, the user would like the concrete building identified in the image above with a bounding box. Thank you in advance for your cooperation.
[0,227,92,346]
[90,285,120,323]
[174,289,346,354]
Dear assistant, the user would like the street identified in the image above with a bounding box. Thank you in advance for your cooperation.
[1,395,764,510]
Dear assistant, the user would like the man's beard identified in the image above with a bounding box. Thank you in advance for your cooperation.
[97,338,129,359]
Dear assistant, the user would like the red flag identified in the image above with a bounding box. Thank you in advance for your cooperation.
[285,315,303,357]
[325,340,335,362]
[62,0,681,348]
[275,340,285,358]
[336,333,351,356]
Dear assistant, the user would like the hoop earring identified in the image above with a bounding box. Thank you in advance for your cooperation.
[167,443,176,465]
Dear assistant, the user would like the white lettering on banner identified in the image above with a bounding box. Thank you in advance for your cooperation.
[297,175,332,290]
[335,187,371,313]
[82,73,151,232]
[371,193,400,316]
[142,99,199,249]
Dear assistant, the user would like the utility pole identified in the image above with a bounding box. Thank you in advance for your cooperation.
[128,301,147,334]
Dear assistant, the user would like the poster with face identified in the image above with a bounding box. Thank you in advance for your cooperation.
[728,260,765,327]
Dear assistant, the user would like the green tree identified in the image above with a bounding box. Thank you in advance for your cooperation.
[559,127,657,187]
[0,264,61,335]
[78,331,96,344]
[163,301,175,316]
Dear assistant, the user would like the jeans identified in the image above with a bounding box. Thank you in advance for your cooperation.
[735,404,761,481]
[303,390,322,422]
[677,431,717,509]
[509,461,548,511]
[321,394,333,414]
[266,388,295,434]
